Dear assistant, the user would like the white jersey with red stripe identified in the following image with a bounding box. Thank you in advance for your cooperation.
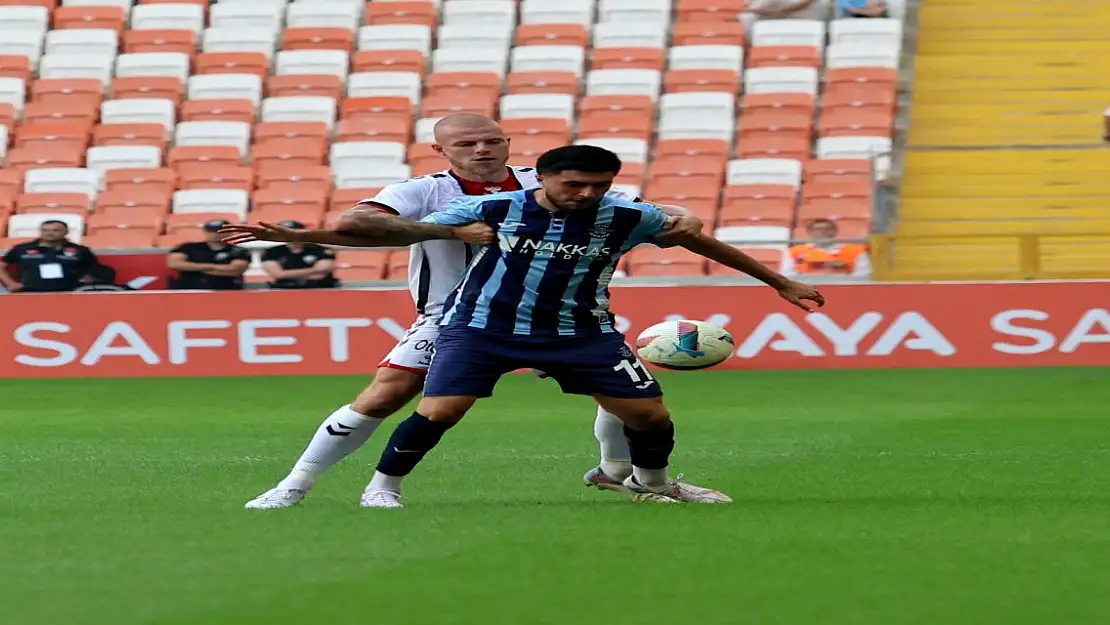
[359,166,537,319]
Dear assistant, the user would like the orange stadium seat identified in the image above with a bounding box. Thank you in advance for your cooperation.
[14,123,89,152]
[515,24,589,47]
[334,118,410,144]
[509,137,562,161]
[742,93,817,118]
[817,110,894,138]
[804,159,873,184]
[82,229,159,249]
[664,69,739,94]
[796,199,871,223]
[251,204,325,228]
[676,0,745,22]
[626,246,707,277]
[195,53,270,79]
[7,146,84,172]
[747,46,822,69]
[0,196,14,216]
[340,96,412,123]
[737,136,811,161]
[386,252,408,280]
[267,74,344,99]
[330,188,381,212]
[364,1,437,28]
[0,170,21,199]
[803,180,873,202]
[23,100,98,128]
[256,163,333,192]
[31,78,103,107]
[592,48,666,71]
[650,157,726,188]
[351,50,426,75]
[165,212,241,234]
[577,112,653,141]
[422,93,497,118]
[253,187,328,218]
[104,168,177,196]
[93,122,167,148]
[253,138,328,169]
[506,71,579,96]
[579,95,655,118]
[181,99,256,124]
[655,138,732,162]
[54,6,126,33]
[124,29,198,55]
[407,143,441,171]
[824,67,898,97]
[177,165,254,192]
[709,248,783,274]
[169,145,242,170]
[0,55,32,82]
[426,72,502,101]
[720,184,797,226]
[640,182,720,219]
[500,118,571,143]
[0,103,15,130]
[672,21,745,46]
[615,162,645,187]
[17,192,91,216]
[254,121,330,147]
[111,76,183,104]
[737,113,813,142]
[282,28,355,52]
[822,89,897,116]
[92,192,171,220]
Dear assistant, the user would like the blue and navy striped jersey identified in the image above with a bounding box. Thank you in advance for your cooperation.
[421,189,670,336]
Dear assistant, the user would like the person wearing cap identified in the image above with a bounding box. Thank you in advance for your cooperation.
[259,220,339,289]
[0,220,101,293]
[166,219,251,290]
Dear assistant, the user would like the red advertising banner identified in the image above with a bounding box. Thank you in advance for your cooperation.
[1,282,1108,378]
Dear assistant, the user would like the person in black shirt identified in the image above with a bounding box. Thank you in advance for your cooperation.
[166,219,251,290]
[260,220,339,289]
[0,220,101,293]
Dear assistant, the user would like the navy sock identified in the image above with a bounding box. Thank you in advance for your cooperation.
[623,422,675,470]
[375,412,456,477]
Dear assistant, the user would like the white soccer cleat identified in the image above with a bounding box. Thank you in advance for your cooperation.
[623,474,733,504]
[360,489,404,509]
[244,487,309,509]
[583,466,629,493]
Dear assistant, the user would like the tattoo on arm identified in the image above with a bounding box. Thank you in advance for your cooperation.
[334,207,456,246]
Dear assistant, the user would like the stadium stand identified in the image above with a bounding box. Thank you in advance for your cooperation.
[0,0,899,282]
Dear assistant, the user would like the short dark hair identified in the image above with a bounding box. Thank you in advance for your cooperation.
[535,145,622,176]
[40,220,69,231]
[807,218,838,230]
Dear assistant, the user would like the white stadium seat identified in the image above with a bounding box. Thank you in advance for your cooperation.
[261,96,338,130]
[432,48,507,75]
[174,121,252,155]
[130,3,205,33]
[744,67,819,95]
[751,20,827,47]
[829,18,903,48]
[586,69,662,99]
[275,50,350,80]
[0,6,49,33]
[44,29,118,58]
[658,114,735,142]
[209,1,285,33]
[726,159,804,187]
[85,145,162,173]
[0,78,25,114]
[347,72,422,104]
[8,213,86,242]
[713,225,791,248]
[24,168,101,198]
[187,74,264,104]
[0,126,6,161]
[101,99,177,133]
[115,53,191,84]
[816,136,893,179]
[574,137,649,164]
[334,163,412,189]
[593,23,667,49]
[38,54,114,85]
[668,45,744,71]
[661,92,735,123]
[500,93,575,121]
[330,141,408,171]
[598,0,672,24]
[414,117,442,144]
[511,45,585,75]
[826,43,900,69]
[437,24,513,52]
[357,25,432,54]
[173,189,250,220]
[442,0,516,29]
[285,1,360,30]
[0,30,45,71]
[202,27,277,57]
[520,0,594,26]
[63,0,133,14]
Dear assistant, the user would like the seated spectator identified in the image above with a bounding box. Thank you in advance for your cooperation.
[0,220,102,293]
[835,0,890,18]
[166,219,250,290]
[782,218,872,278]
[741,0,828,36]
[260,220,339,289]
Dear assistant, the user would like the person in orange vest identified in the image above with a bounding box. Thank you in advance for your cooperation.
[781,218,872,277]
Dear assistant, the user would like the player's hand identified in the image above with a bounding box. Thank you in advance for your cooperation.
[220,222,302,245]
[448,222,496,245]
[777,280,826,313]
[653,213,704,246]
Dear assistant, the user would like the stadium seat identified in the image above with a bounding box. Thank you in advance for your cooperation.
[586,69,661,99]
[592,47,666,71]
[31,77,102,106]
[23,100,97,128]
[742,92,817,118]
[829,18,902,48]
[640,182,719,218]
[54,6,127,34]
[180,99,256,124]
[574,136,648,164]
[104,167,175,196]
[511,45,585,75]
[340,95,413,124]
[432,48,507,76]
[386,252,408,280]
[815,136,892,174]
[177,165,254,192]
[286,2,361,31]
[726,158,803,187]
[164,211,241,234]
[256,163,333,192]
[599,0,671,24]
[423,93,497,118]
[515,23,589,47]
[501,117,571,143]
[8,147,85,173]
[15,123,89,152]
[267,74,343,99]
[187,73,263,104]
[664,69,737,93]
[738,113,813,142]
[115,52,190,84]
[720,184,796,226]
[254,120,329,148]
[194,52,270,79]
[625,246,707,277]
[672,22,745,47]
[351,50,425,76]
[174,121,251,156]
[519,0,594,26]
[172,188,249,219]
[123,29,197,55]
[45,28,119,57]
[130,3,205,33]
[438,23,513,54]
[593,23,666,49]
[413,117,441,143]
[111,76,182,104]
[334,163,411,190]
[737,136,811,161]
[0,6,50,33]
[578,111,652,141]
[427,71,502,101]
[91,191,170,221]
[348,71,422,104]
[39,54,114,85]
[714,224,790,248]
[744,67,819,95]
[281,27,354,53]
[252,138,327,169]
[168,144,241,170]
[86,144,162,173]
[356,25,432,54]
[334,117,410,144]
[0,77,25,115]
[261,96,337,130]
[0,55,32,82]
[509,137,562,161]
[364,1,437,28]
[203,27,277,59]
[81,228,157,248]
[506,71,578,96]
[209,1,284,34]
[750,20,826,47]
[822,88,896,116]
[804,158,873,184]
[650,157,726,189]
[668,45,744,71]
[655,138,732,162]
[100,98,176,133]
[442,0,516,29]
[275,49,350,81]
[818,110,893,139]
[500,93,575,121]
[330,141,406,170]
[826,43,900,70]
[16,192,91,216]
[253,187,328,220]
[748,45,822,70]
[329,187,380,212]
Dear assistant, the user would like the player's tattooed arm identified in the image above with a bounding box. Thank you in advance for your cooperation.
[651,204,703,245]
[333,207,457,246]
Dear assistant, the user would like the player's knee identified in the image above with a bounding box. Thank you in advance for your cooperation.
[416,396,474,424]
[601,397,671,431]
[351,368,425,417]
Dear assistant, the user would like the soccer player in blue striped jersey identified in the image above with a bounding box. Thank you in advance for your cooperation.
[351,145,826,506]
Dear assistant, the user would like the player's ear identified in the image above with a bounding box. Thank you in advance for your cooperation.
[432,143,445,156]
[535,173,544,184]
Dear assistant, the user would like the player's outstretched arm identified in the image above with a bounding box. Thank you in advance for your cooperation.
[680,234,826,312]
[220,210,494,248]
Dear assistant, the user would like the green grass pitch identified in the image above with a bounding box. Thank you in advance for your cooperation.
[2,368,1109,625]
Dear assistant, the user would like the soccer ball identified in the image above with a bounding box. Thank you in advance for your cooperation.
[635,320,735,370]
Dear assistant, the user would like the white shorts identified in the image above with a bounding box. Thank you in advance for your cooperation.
[378,315,439,374]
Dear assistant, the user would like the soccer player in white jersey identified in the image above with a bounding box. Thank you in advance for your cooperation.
[232,114,702,509]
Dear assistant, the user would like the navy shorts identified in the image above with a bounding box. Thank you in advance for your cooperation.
[423,326,663,399]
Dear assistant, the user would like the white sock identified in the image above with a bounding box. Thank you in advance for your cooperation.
[277,405,384,491]
[594,407,633,480]
[633,466,669,488]
[365,471,405,494]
